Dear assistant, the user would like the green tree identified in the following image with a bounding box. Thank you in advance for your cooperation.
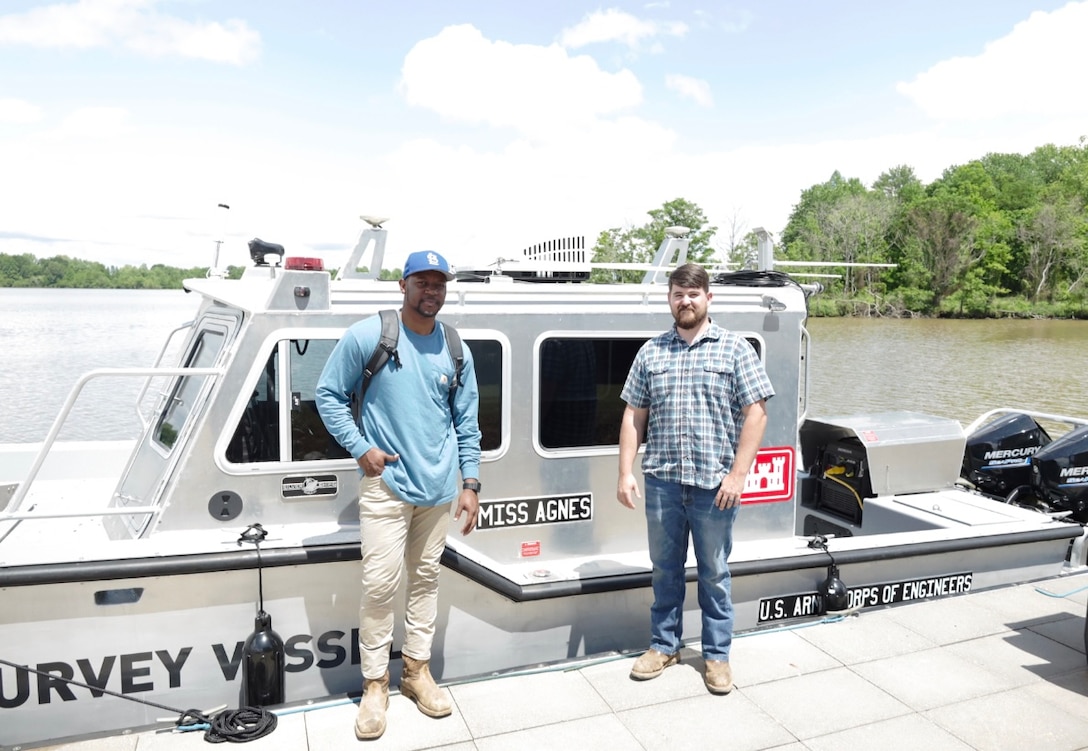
[904,196,978,306]
[1018,198,1085,301]
[637,198,717,265]
[779,172,895,298]
[589,228,642,284]
[0,253,40,287]
[873,165,924,203]
[924,162,1015,309]
[780,171,869,262]
[589,198,716,283]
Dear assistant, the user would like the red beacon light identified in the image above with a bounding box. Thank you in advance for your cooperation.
[284,257,325,271]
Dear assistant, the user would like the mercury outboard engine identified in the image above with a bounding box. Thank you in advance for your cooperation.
[1031,425,1088,523]
[962,412,1052,499]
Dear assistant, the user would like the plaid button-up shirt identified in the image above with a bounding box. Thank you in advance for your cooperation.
[621,320,775,489]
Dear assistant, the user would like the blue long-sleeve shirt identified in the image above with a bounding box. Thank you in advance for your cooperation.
[316,314,481,507]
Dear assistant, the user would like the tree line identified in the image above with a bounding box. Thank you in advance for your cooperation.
[590,141,1087,317]
[775,139,1088,317]
[589,140,1086,318]
[0,253,246,288]
[5,139,1086,317]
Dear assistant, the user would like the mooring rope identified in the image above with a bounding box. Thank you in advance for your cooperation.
[0,657,277,743]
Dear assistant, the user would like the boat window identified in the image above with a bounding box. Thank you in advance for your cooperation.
[538,337,646,449]
[227,336,503,464]
[227,345,280,463]
[290,339,350,461]
[154,329,225,450]
[536,335,764,450]
[466,339,502,453]
[226,338,351,464]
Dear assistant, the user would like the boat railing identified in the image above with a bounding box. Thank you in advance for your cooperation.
[1,366,224,526]
[963,408,1088,436]
[133,320,196,426]
[798,324,811,431]
[334,278,797,313]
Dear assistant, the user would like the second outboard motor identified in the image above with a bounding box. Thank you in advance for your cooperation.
[1031,425,1088,523]
[962,413,1051,498]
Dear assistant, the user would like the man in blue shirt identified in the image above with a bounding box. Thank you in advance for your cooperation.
[617,263,773,695]
[317,250,481,739]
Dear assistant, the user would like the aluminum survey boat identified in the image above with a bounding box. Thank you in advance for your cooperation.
[1,222,1085,749]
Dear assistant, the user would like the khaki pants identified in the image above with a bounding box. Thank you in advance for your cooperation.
[358,475,450,680]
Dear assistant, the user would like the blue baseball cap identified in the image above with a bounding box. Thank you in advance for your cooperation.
[402,250,455,280]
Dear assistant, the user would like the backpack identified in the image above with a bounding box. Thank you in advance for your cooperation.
[354,309,464,411]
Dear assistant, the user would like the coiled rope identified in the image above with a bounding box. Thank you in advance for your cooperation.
[177,706,278,743]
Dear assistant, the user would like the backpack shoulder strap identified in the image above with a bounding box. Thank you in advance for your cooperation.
[357,309,401,405]
[442,323,464,391]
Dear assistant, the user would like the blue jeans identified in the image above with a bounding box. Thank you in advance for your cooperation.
[643,474,738,661]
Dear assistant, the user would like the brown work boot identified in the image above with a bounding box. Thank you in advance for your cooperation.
[704,660,733,694]
[354,672,389,740]
[630,648,680,680]
[400,655,452,718]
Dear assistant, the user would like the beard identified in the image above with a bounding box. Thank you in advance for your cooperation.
[674,306,705,330]
[409,296,442,318]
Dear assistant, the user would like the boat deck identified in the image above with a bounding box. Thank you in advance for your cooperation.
[32,572,1088,751]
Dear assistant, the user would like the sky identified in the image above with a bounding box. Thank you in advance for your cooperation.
[1,0,1086,273]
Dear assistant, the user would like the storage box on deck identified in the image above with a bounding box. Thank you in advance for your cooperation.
[800,412,966,496]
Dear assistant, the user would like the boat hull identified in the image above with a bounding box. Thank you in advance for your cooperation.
[1,521,1079,748]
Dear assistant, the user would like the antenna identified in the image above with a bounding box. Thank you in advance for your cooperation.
[209,203,231,279]
[361,215,389,229]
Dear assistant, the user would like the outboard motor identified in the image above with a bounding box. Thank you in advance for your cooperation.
[1031,425,1088,523]
[962,413,1051,499]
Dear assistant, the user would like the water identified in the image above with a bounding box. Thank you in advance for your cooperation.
[0,288,200,442]
[1,289,1086,442]
[806,317,1088,428]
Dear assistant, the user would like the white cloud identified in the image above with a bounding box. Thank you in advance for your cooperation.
[897,1,1088,120]
[558,8,687,50]
[3,8,1085,276]
[0,97,42,123]
[52,106,133,138]
[400,24,643,140]
[0,0,260,64]
[665,74,713,107]
[124,16,260,65]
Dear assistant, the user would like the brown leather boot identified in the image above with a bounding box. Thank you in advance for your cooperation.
[400,655,452,718]
[704,660,734,694]
[630,648,680,680]
[354,672,389,740]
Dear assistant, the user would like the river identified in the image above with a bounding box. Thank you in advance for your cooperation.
[1,288,1086,443]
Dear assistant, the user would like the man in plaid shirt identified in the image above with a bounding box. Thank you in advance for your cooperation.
[617,262,774,695]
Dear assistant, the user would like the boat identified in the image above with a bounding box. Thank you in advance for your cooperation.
[2,219,1087,749]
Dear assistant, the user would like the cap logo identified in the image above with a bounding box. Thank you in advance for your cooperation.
[403,249,453,280]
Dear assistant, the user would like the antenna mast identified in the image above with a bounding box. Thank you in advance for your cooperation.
[209,203,230,278]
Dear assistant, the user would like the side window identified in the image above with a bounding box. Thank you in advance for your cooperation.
[155,329,225,449]
[538,337,646,449]
[227,347,280,463]
[226,338,349,464]
[289,339,349,461]
[466,339,502,452]
[228,336,506,464]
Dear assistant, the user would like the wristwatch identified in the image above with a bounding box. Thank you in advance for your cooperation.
[462,480,482,493]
